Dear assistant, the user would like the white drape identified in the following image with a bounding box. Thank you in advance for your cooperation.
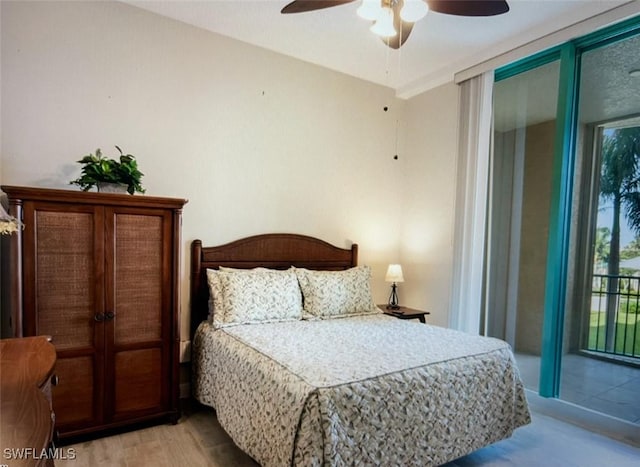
[449,71,494,334]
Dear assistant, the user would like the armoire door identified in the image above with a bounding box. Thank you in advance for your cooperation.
[22,201,106,431]
[104,207,172,420]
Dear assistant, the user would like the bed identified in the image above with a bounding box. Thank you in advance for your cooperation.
[190,234,530,466]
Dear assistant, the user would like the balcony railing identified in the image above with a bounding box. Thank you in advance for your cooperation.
[590,274,640,358]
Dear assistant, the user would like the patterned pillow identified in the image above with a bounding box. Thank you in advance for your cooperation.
[294,266,379,318]
[206,269,226,326]
[212,268,303,328]
[219,266,271,273]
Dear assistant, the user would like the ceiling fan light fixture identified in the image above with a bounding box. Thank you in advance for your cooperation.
[370,6,397,38]
[280,0,511,49]
[357,0,383,21]
[400,0,429,22]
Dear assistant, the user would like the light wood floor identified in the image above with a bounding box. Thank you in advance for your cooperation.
[57,405,640,467]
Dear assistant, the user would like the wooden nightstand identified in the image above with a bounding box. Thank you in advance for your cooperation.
[380,305,430,323]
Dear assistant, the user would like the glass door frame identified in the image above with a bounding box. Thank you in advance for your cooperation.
[494,15,640,398]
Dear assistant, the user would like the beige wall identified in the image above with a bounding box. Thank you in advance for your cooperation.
[401,83,459,327]
[0,1,460,337]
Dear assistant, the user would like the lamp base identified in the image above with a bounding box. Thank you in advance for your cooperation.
[387,282,400,310]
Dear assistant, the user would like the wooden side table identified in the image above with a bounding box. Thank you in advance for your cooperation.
[380,305,430,323]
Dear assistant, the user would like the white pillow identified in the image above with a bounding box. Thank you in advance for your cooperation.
[208,268,303,328]
[294,266,379,319]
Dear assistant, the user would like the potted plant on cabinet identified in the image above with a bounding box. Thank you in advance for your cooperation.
[70,146,145,195]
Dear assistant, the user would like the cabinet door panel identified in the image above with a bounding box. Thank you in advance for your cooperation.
[113,348,163,414]
[53,356,99,426]
[33,210,100,349]
[112,213,165,344]
[23,203,106,434]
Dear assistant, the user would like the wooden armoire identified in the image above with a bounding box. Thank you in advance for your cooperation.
[2,186,187,440]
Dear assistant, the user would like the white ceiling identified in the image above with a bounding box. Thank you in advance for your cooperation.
[123,0,634,97]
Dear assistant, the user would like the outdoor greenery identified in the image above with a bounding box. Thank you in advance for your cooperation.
[620,236,640,260]
[70,146,145,195]
[596,128,640,346]
[594,228,640,274]
[588,310,640,357]
[599,127,640,277]
[593,226,611,266]
[620,300,640,314]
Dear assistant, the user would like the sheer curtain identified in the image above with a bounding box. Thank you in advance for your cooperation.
[449,71,494,334]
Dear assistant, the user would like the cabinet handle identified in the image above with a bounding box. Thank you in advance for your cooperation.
[94,313,105,322]
[51,374,59,386]
[105,311,115,321]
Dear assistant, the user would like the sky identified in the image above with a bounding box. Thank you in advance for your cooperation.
[597,203,636,248]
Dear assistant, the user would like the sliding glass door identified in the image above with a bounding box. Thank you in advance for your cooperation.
[487,16,640,424]
[488,59,561,391]
[562,32,640,423]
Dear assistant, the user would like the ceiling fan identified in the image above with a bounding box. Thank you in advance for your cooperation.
[281,0,510,49]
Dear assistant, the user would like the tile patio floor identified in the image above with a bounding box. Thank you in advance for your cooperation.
[515,352,640,424]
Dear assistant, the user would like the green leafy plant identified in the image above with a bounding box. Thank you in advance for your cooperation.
[70,146,145,195]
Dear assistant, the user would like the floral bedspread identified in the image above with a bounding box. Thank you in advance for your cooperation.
[193,314,530,467]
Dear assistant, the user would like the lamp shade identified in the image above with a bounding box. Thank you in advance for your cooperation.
[370,7,397,38]
[385,264,404,283]
[400,0,429,22]
[357,0,382,21]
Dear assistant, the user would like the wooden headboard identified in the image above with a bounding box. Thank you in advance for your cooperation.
[190,233,358,336]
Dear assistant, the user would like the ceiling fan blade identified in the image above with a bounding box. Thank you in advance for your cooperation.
[427,0,509,16]
[281,0,356,14]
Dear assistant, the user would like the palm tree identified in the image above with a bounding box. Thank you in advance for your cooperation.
[619,235,640,260]
[599,127,640,351]
[593,227,610,269]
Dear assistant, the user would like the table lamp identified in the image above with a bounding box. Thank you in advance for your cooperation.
[385,264,404,310]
